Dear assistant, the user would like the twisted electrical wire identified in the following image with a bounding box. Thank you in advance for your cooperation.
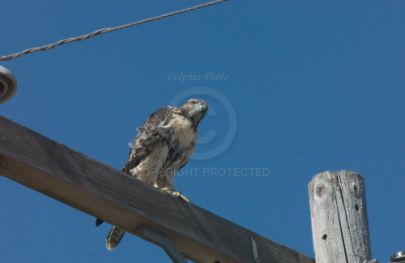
[0,0,228,62]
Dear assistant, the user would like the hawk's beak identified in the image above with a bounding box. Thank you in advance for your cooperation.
[200,101,208,113]
[201,103,208,114]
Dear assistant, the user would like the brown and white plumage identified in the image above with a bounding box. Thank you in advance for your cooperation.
[101,98,208,250]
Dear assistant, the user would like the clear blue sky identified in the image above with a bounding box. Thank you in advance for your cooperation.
[1,0,404,262]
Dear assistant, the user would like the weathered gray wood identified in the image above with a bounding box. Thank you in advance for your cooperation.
[309,170,372,263]
[0,116,313,263]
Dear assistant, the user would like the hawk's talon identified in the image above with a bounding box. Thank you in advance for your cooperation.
[179,194,190,202]
[170,191,180,197]
[170,191,190,202]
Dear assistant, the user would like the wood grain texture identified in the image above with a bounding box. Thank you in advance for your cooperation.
[309,171,372,263]
[0,116,313,263]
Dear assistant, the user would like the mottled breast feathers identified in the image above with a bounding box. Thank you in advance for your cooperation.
[123,101,206,190]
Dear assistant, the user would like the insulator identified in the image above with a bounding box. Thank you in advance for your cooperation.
[0,65,17,104]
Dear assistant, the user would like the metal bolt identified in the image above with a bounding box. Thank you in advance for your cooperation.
[391,251,405,263]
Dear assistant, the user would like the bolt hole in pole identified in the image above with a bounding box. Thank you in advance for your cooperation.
[322,234,327,240]
[316,184,325,197]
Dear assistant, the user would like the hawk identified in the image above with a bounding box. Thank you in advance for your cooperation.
[96,98,208,250]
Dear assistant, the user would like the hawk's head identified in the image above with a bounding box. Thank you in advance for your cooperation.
[178,98,208,128]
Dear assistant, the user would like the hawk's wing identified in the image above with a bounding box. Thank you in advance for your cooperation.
[123,106,175,174]
[97,107,175,227]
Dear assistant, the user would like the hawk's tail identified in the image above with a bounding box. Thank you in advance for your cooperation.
[106,225,126,251]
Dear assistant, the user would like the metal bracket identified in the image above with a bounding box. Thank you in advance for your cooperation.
[250,237,260,263]
[138,226,187,263]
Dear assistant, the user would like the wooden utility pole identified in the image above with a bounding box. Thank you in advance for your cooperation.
[309,170,373,263]
[0,116,313,263]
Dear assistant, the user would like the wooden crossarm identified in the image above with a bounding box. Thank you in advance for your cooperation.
[0,115,313,263]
